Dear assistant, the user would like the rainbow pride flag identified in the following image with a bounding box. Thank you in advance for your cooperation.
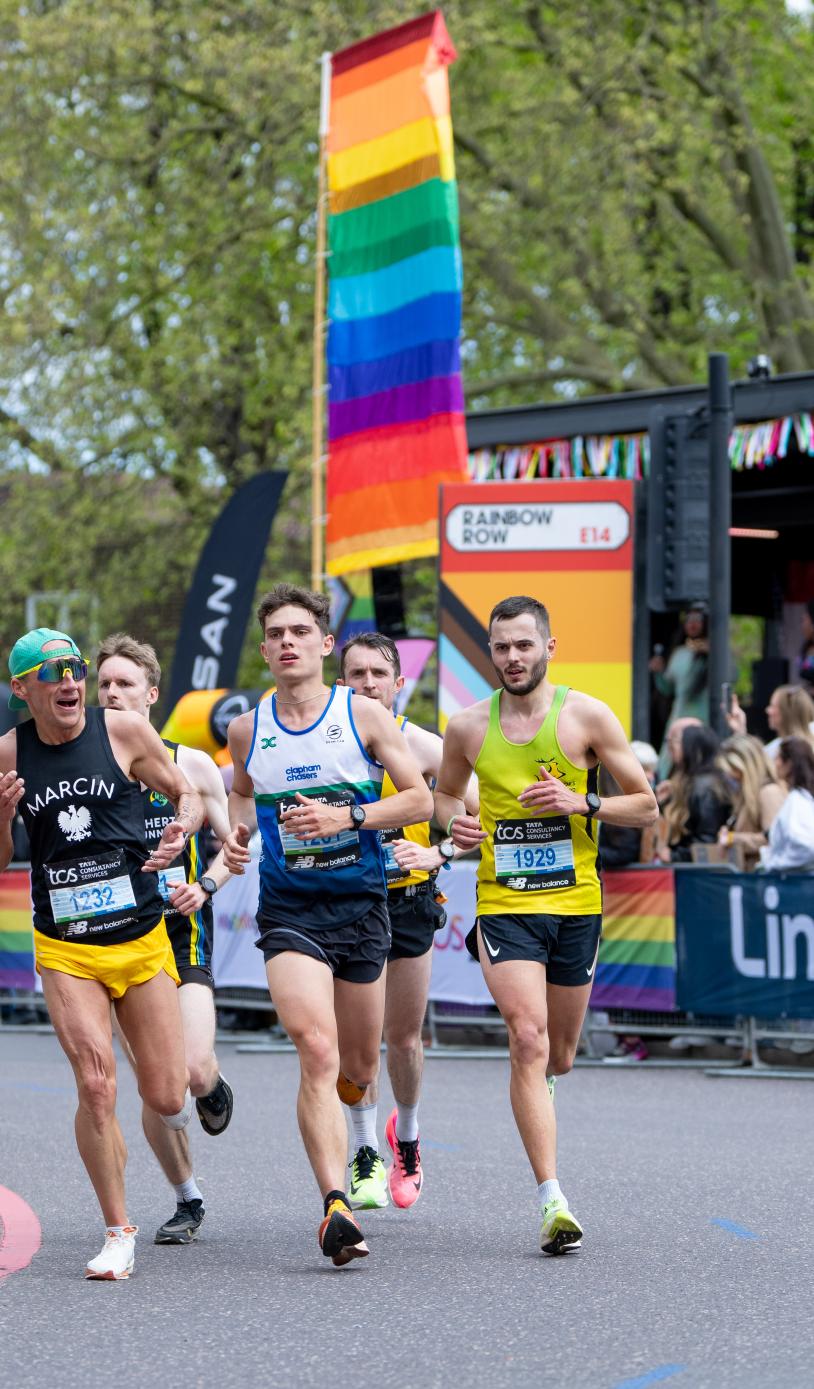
[591,868,676,1012]
[0,869,35,990]
[325,11,469,576]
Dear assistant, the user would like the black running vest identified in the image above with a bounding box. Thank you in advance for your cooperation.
[17,706,165,944]
[141,739,213,935]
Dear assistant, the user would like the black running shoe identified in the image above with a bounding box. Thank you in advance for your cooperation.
[196,1075,234,1136]
[154,1199,205,1245]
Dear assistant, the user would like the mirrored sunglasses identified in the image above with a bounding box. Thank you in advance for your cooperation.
[19,657,88,684]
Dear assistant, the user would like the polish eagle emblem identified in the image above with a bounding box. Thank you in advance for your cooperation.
[57,804,92,842]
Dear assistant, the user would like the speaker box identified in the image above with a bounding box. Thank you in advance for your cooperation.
[372,566,407,638]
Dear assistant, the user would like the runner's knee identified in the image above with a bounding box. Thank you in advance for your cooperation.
[507,1017,549,1068]
[294,1028,340,1082]
[186,1053,218,1095]
[140,1075,188,1117]
[338,1047,378,1091]
[384,1022,423,1058]
[77,1067,117,1123]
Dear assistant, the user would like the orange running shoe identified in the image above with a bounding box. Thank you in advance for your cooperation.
[385,1108,424,1210]
[318,1198,369,1267]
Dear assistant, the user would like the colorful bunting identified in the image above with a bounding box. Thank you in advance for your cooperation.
[468,413,814,483]
[325,11,469,576]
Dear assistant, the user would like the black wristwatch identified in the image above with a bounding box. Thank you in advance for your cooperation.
[349,803,367,828]
[584,792,601,819]
[438,838,455,862]
[199,875,218,897]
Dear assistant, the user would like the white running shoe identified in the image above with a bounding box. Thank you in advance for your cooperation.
[85,1226,138,1280]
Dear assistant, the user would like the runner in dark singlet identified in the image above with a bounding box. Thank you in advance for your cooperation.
[0,627,204,1280]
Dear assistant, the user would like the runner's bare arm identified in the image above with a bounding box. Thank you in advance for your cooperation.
[221,712,256,875]
[434,714,487,850]
[176,744,231,843]
[389,722,480,871]
[168,751,233,911]
[281,698,433,842]
[106,711,205,866]
[405,723,479,815]
[169,842,232,915]
[0,734,24,873]
[518,702,658,826]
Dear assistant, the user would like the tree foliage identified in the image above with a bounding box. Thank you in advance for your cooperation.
[0,0,811,691]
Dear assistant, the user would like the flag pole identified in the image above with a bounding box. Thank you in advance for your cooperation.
[311,51,331,594]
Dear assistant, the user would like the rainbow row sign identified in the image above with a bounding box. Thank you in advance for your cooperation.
[0,869,35,990]
[325,10,469,576]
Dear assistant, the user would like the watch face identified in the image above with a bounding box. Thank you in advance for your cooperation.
[200,876,217,895]
[351,804,366,826]
[586,793,601,813]
[439,840,455,860]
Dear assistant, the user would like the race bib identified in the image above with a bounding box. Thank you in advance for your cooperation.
[493,816,577,892]
[277,791,362,872]
[45,849,137,927]
[156,864,187,903]
[380,826,408,883]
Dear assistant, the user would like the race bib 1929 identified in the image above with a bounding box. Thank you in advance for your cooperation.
[493,816,576,891]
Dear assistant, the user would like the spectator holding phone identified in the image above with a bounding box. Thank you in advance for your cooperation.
[726,683,814,763]
[717,735,787,870]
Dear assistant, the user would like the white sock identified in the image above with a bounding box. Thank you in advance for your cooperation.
[348,1101,378,1152]
[538,1179,563,1209]
[396,1101,419,1143]
[174,1177,203,1204]
[160,1088,193,1131]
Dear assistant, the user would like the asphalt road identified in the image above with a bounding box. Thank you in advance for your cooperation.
[0,1031,811,1389]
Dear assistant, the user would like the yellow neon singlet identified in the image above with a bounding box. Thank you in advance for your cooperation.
[474,686,601,916]
[381,715,431,889]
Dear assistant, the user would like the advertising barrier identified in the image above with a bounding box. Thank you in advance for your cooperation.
[3,862,811,1025]
[675,868,814,1019]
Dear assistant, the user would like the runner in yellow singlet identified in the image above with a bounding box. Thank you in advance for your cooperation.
[338,633,478,1211]
[435,595,657,1256]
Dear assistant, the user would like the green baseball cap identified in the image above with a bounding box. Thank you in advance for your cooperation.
[8,628,83,710]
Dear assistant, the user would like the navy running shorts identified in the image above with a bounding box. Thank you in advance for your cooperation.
[257,900,391,984]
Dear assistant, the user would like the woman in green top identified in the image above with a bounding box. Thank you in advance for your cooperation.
[651,603,709,778]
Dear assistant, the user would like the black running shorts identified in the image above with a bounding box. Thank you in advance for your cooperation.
[387,883,446,961]
[465,913,602,987]
[166,912,215,990]
[257,900,391,984]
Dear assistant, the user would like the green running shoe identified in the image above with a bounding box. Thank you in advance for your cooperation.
[547,1075,557,1102]
[347,1145,389,1210]
[540,1197,583,1256]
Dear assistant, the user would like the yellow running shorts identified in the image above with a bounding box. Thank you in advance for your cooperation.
[34,918,181,999]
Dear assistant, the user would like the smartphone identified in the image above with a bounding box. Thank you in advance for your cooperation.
[721,682,733,714]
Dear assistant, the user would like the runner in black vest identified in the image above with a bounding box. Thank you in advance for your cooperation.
[0,627,204,1281]
[97,633,234,1247]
